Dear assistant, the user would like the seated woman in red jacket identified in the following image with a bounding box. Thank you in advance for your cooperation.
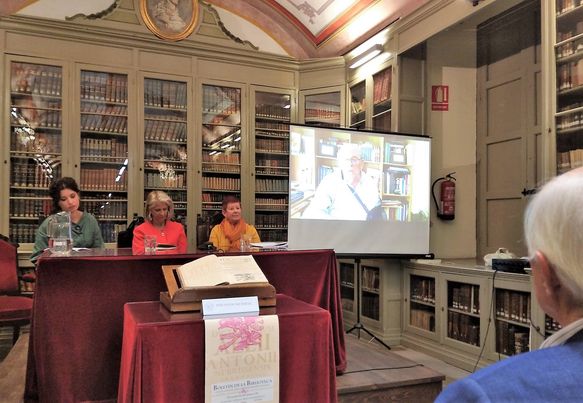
[132,190,187,254]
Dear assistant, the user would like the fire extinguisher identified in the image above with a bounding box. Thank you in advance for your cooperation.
[432,172,456,220]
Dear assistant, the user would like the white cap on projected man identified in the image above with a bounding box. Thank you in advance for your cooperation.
[302,143,384,220]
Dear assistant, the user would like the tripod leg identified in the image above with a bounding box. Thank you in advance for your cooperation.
[360,326,391,350]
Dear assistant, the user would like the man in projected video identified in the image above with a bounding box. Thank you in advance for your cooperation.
[303,143,384,220]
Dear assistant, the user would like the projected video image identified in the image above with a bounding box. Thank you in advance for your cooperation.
[289,125,430,222]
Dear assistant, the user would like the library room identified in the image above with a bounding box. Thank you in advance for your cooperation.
[1,0,582,402]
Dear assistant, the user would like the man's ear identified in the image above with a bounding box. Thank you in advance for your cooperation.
[535,251,561,294]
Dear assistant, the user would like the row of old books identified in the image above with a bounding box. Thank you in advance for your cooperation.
[556,111,583,131]
[411,276,436,303]
[362,266,380,291]
[255,213,287,228]
[557,61,583,92]
[496,321,529,356]
[202,176,240,191]
[255,178,288,192]
[259,229,287,242]
[144,172,185,189]
[373,67,392,105]
[201,193,232,203]
[144,79,187,109]
[202,163,240,174]
[81,138,127,160]
[556,0,581,15]
[11,63,62,96]
[80,72,128,103]
[448,311,480,346]
[81,114,127,134]
[144,143,186,162]
[450,283,480,314]
[255,104,291,120]
[339,263,355,287]
[10,199,51,218]
[11,163,57,189]
[11,132,61,155]
[305,107,341,121]
[557,149,583,173]
[203,152,240,164]
[496,289,530,324]
[12,101,62,129]
[84,200,126,220]
[202,86,240,115]
[362,293,380,320]
[80,168,127,191]
[255,197,288,209]
[410,308,436,332]
[256,158,288,168]
[98,222,128,244]
[9,223,37,244]
[256,166,288,176]
[144,119,187,142]
[256,138,289,153]
[546,316,562,333]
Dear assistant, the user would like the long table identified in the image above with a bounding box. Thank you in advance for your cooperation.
[25,249,346,402]
[119,296,337,403]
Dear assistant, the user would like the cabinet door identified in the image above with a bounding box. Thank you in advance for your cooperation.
[8,59,66,244]
[78,68,131,243]
[403,268,438,341]
[338,260,356,321]
[251,88,292,242]
[349,80,366,129]
[372,66,393,131]
[200,83,244,235]
[142,76,190,238]
[554,2,583,174]
[300,88,343,128]
[441,273,486,354]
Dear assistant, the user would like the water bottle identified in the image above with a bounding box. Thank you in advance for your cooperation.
[48,211,72,256]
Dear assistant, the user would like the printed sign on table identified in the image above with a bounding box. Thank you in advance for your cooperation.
[205,315,279,403]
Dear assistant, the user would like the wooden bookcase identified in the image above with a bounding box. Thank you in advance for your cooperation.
[554,0,583,173]
[402,260,538,372]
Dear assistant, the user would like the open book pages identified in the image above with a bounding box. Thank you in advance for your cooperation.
[176,254,269,289]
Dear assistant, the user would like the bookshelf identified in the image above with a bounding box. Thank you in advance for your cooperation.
[444,276,482,349]
[339,261,355,315]
[372,66,393,131]
[200,83,243,237]
[493,288,530,356]
[303,91,342,128]
[143,77,189,233]
[9,60,64,244]
[407,273,437,335]
[252,90,291,242]
[349,81,366,129]
[347,62,393,132]
[79,70,129,243]
[554,0,583,173]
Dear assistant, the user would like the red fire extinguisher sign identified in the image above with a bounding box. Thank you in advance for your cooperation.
[432,85,449,111]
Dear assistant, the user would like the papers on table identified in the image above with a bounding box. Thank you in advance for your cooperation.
[250,242,288,250]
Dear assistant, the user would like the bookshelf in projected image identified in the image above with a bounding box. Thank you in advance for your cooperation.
[79,70,129,243]
[9,61,63,244]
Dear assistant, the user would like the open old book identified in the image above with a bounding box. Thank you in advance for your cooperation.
[176,254,268,289]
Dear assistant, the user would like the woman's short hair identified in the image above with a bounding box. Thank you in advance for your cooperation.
[222,195,241,210]
[524,170,583,303]
[49,177,81,214]
[145,190,174,220]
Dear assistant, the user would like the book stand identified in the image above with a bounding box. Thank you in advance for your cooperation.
[160,265,277,312]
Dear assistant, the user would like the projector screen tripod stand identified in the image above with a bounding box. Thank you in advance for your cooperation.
[346,258,391,351]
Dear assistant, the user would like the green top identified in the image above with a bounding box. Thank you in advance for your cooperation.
[30,212,104,264]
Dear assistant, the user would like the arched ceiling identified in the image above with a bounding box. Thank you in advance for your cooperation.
[0,0,429,58]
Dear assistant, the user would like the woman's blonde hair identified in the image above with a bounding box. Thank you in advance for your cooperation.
[145,190,174,221]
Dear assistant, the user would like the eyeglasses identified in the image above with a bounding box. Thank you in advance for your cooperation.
[349,157,362,166]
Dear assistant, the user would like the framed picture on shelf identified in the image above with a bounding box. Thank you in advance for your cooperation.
[140,0,199,41]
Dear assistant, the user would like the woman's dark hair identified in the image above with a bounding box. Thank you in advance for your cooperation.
[222,195,241,210]
[49,177,81,214]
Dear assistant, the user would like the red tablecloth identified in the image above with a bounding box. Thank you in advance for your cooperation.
[118,295,337,403]
[25,249,345,402]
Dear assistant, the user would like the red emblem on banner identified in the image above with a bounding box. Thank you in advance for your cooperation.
[432,85,449,111]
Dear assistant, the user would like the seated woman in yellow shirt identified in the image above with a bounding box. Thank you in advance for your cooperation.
[209,196,260,251]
